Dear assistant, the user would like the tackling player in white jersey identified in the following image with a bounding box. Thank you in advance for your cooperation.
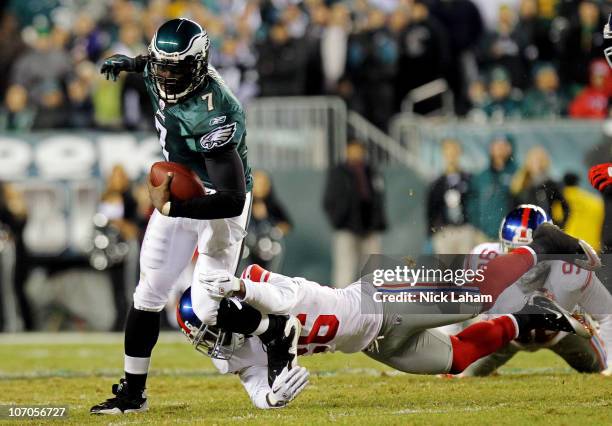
[177,223,600,408]
[457,204,612,376]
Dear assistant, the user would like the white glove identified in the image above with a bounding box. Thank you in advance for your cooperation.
[266,366,309,408]
[199,270,241,299]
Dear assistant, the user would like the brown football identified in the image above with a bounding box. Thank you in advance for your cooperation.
[150,161,206,201]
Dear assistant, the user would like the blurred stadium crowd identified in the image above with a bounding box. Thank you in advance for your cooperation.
[1,0,612,132]
[1,0,612,332]
[1,134,608,331]
[0,162,295,331]
[425,137,605,254]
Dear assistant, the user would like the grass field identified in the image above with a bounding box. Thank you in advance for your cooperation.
[1,332,611,425]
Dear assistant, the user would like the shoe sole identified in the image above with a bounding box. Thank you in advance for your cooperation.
[576,240,602,271]
[90,400,148,415]
[565,313,592,339]
[533,295,592,339]
[285,316,302,369]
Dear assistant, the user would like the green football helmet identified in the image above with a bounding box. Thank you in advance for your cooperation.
[148,18,210,103]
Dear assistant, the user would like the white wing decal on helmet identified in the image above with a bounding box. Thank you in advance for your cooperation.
[200,122,237,150]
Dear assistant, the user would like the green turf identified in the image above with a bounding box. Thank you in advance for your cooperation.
[0,333,611,425]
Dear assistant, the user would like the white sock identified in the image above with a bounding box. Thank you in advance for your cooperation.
[506,315,521,339]
[125,355,151,375]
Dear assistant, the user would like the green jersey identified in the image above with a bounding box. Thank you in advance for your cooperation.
[144,66,252,191]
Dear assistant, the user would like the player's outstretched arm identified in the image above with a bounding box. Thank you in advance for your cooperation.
[238,274,301,314]
[167,148,247,220]
[199,269,300,314]
[239,365,309,409]
[100,54,148,81]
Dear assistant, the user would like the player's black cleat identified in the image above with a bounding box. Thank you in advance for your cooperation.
[528,223,601,270]
[264,315,301,386]
[90,379,148,415]
[514,293,592,339]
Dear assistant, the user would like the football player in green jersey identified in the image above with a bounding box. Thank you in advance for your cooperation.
[91,18,301,414]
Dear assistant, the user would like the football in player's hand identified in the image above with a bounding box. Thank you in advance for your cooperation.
[150,161,206,201]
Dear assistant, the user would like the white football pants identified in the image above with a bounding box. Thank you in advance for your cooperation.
[133,192,251,324]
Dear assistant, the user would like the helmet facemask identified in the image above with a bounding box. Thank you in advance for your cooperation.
[148,52,207,103]
[181,320,237,360]
[176,286,239,361]
[500,228,534,253]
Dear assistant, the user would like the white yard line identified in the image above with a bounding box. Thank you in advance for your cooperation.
[393,400,612,415]
[0,331,185,345]
[0,369,220,380]
[394,404,510,415]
